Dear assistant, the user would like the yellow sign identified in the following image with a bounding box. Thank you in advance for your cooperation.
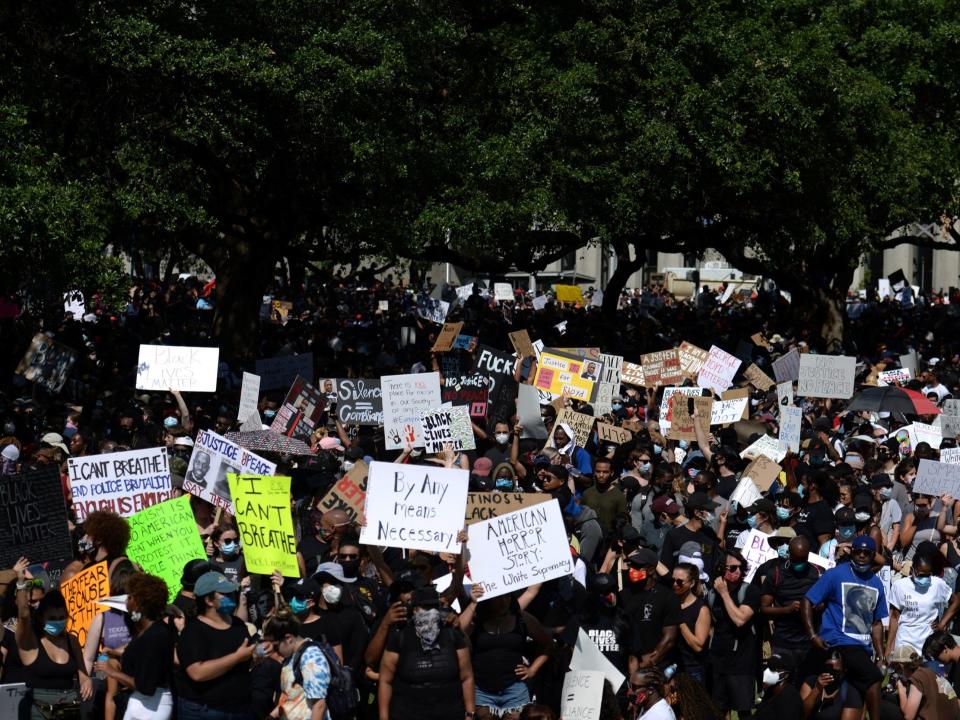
[534,352,596,401]
[61,561,110,647]
[228,474,300,578]
[555,285,584,303]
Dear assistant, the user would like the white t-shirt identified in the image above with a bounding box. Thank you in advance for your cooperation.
[640,698,677,720]
[888,575,952,652]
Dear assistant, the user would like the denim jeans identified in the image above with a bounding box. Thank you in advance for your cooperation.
[475,681,531,714]
[176,697,251,720]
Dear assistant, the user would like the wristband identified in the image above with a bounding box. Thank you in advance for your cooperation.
[16,580,28,591]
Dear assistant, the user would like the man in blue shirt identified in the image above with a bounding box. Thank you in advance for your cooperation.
[802,536,887,720]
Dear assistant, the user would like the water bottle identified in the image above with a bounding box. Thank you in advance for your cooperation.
[94,653,108,680]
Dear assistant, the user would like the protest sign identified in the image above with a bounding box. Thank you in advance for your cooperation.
[473,345,518,419]
[751,333,771,348]
[697,345,742,395]
[255,353,314,391]
[620,361,645,387]
[441,374,489,420]
[590,289,604,307]
[941,399,960,439]
[912,459,960,497]
[596,422,632,445]
[740,529,777,583]
[797,354,856,399]
[744,363,775,391]
[779,405,802,453]
[740,434,787,463]
[678,341,709,379]
[0,466,72,567]
[877,368,912,387]
[561,670,604,720]
[452,334,478,352]
[61,561,109,647]
[532,295,549,310]
[494,283,514,302]
[888,269,908,292]
[721,387,751,420]
[508,330,537,359]
[336,378,384,425]
[241,412,262,431]
[667,395,713,441]
[772,349,801,383]
[900,351,919,375]
[640,349,682,387]
[711,398,749,426]
[465,492,552,524]
[317,460,369,521]
[0,684,28,718]
[534,351,596,401]
[467,499,572,599]
[229,474,300,578]
[136,344,219,392]
[378,300,389,311]
[270,375,326,440]
[183,429,276,514]
[555,285,584,303]
[421,405,476,453]
[554,408,596,448]
[517,384,549,440]
[381,372,443,450]
[598,353,623,385]
[941,448,960,465]
[878,278,892,299]
[270,300,293,324]
[908,422,942,449]
[68,447,171,521]
[742,456,781,492]
[730,477,762,510]
[657,387,704,431]
[360,461,469,553]
[16,333,77,393]
[127,495,207,601]
[592,382,616,417]
[237,372,261,421]
[571,629,627,693]
[456,284,474,302]
[720,283,736,304]
[776,381,793,408]
[432,322,464,353]
[416,296,450,324]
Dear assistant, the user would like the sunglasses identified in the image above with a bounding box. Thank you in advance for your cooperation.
[724,565,742,572]
[672,578,689,586]
[338,553,359,560]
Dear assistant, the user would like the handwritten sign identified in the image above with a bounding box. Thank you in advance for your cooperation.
[941,399,960,439]
[772,349,801,383]
[255,353,314,391]
[598,353,623,386]
[15,333,77,393]
[0,466,72,567]
[238,372,261,421]
[473,345,518,419]
[136,345,219,392]
[555,408,596,448]
[571,629,626,693]
[561,670,604,720]
[360,461,468,553]
[697,345,742,395]
[658,387,704,431]
[68,447,171,521]
[742,456,781,492]
[596,422,631,445]
[317,460,369,521]
[798,354,856,399]
[668,395,713,441]
[229,475,300,578]
[913,459,960,497]
[776,381,793,408]
[0,684,28,719]
[555,285,584,303]
[744,363,775,391]
[730,477,762,510]
[740,434,787,463]
[940,448,960,465]
[336,378,383,425]
[534,352,596,401]
[508,330,537,359]
[592,382,617,417]
[641,349,682,387]
[620,361,645,387]
[183,429,277,514]
[127,496,206,601]
[909,422,943,449]
[467,500,572,599]
[465,492,552,524]
[711,398,749,426]
[441,374,489,420]
[779,405,802,453]
[381,372,443,450]
[740,529,777,583]
[420,405,476,453]
[432,322,464,353]
[61,562,110,647]
[877,368,912,387]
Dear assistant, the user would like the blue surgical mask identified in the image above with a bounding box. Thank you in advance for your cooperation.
[44,620,67,636]
[612,403,623,412]
[790,561,808,572]
[678,440,689,450]
[880,488,892,500]
[217,596,238,615]
[638,462,652,474]
[777,545,789,559]
[495,478,514,491]
[220,541,239,557]
[913,575,932,588]
[289,597,309,615]
[797,484,805,498]
[163,417,179,429]
[653,444,662,455]
[263,409,277,419]
[747,515,759,529]
[838,526,856,541]
[776,507,791,521]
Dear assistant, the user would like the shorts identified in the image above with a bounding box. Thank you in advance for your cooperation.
[475,682,530,715]
[711,673,756,713]
[835,645,883,697]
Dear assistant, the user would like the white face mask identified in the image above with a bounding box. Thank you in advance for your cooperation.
[762,668,782,687]
[495,433,511,445]
[322,585,342,605]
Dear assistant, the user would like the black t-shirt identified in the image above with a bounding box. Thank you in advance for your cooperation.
[581,607,626,674]
[298,534,332,575]
[1,627,24,684]
[172,591,197,618]
[176,617,252,711]
[724,518,749,550]
[801,677,863,719]
[660,524,720,579]
[760,562,820,648]
[717,474,739,499]
[384,625,467,720]
[316,606,369,671]
[796,501,836,545]
[707,582,761,674]
[471,615,527,693]
[122,621,174,695]
[250,656,282,720]
[752,684,805,720]
[622,584,681,658]
[300,614,343,648]
[677,598,708,676]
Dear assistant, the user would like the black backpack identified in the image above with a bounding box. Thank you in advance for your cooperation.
[290,638,360,720]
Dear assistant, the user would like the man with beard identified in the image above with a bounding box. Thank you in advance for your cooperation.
[581,457,628,536]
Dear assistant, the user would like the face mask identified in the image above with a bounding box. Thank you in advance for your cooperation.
[342,460,355,472]
[163,417,179,429]
[628,568,647,583]
[880,488,892,499]
[747,515,759,529]
[797,484,805,498]
[723,569,741,583]
[838,526,856,541]
[699,511,714,525]
[44,620,67,636]
[612,403,623,412]
[413,608,442,648]
[777,545,789,559]
[638,462,651,474]
[678,440,689,450]
[217,596,237,615]
[851,561,872,575]
[340,559,360,578]
[322,585,342,605]
[78,537,96,555]
[263,409,277,419]
[915,506,930,517]
[495,477,514,490]
[220,541,239,557]
[762,668,782,687]
[630,690,649,708]
[790,561,808,572]
[129,610,143,623]
[289,597,309,615]
[913,575,932,588]
[653,444,662,455]
[255,642,271,658]
[495,433,510,445]
[776,506,791,521]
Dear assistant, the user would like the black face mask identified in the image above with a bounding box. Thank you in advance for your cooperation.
[340,559,360,578]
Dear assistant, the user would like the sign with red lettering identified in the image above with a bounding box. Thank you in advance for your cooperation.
[67,447,171,521]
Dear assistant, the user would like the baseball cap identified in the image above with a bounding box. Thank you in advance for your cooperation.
[888,645,921,663]
[745,499,776,516]
[685,491,720,512]
[41,432,69,456]
[651,496,681,516]
[472,457,493,478]
[289,578,321,598]
[766,527,797,548]
[851,536,877,552]
[627,548,660,569]
[173,436,194,448]
[313,561,355,584]
[194,571,239,597]
[390,567,428,594]
[180,559,218,590]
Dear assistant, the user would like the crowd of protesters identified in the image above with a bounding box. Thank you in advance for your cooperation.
[2,272,960,720]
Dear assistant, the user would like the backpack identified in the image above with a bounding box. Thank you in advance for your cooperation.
[290,638,359,720]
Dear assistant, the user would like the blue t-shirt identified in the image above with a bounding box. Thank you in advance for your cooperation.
[805,564,888,651]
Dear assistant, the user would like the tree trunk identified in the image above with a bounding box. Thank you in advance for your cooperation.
[211,241,279,362]
[601,246,643,320]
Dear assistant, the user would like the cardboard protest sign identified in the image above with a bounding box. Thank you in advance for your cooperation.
[441,374,489,420]
[127,496,206,601]
[317,460,369,521]
[432,322,464,353]
[667,395,713,441]
[779,405,802,453]
[620,361,645,387]
[742,456,781,492]
[416,296,450,324]
[237,372,261,422]
[697,345,742,395]
[596,422,631,445]
[555,284,584,303]
[678,342,709,379]
[941,399,960,439]
[467,499,572,599]
[270,375,326,440]
[0,466,72,567]
[494,283,514,302]
[640,349,682,387]
[16,333,77,393]
[465,492,552,524]
[359,461,469,553]
[877,368,912,387]
[61,562,109,647]
[534,351,596,401]
[381,372,443,450]
[68,447,171,521]
[255,353,314,391]
[658,387,704,431]
[473,345,518,419]
[554,408,596,448]
[517,383,549,440]
[740,434,787,463]
[744,363,775,391]
[772,349,801,383]
[560,670,604,720]
[913,459,960,496]
[797,354,856,399]
[508,330,536,359]
[940,448,960,465]
[751,333,771,348]
[0,684,28,719]
[740,529,777,583]
[336,378,383,425]
[229,474,300,578]
[571,629,626,693]
[183,429,277,514]
[136,344,219,392]
[598,353,623,386]
[706,396,745,424]
[420,405,476,453]
[592,382,616,417]
[776,381,793,407]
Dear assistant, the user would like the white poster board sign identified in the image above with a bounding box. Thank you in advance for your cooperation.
[912,458,960,497]
[779,405,802,453]
[776,381,793,408]
[238,372,261,421]
[136,345,219,392]
[941,399,960,439]
[494,283,514,302]
[940,447,960,465]
[878,278,892,299]
[68,447,171,521]
[740,529,777,583]
[909,422,943,450]
[658,386,704,432]
[797,354,856,399]
[0,684,28,719]
[183,429,276,514]
[381,372,443,450]
[467,499,572,599]
[877,368,912,387]
[420,405,476,453]
[561,670,604,720]
[711,398,749,425]
[730,477,762,510]
[697,345,742,395]
[571,629,626,693]
[740,434,787,463]
[532,295,549,311]
[359,461,468,553]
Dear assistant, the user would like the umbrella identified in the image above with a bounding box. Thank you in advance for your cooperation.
[224,430,314,456]
[846,386,940,416]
